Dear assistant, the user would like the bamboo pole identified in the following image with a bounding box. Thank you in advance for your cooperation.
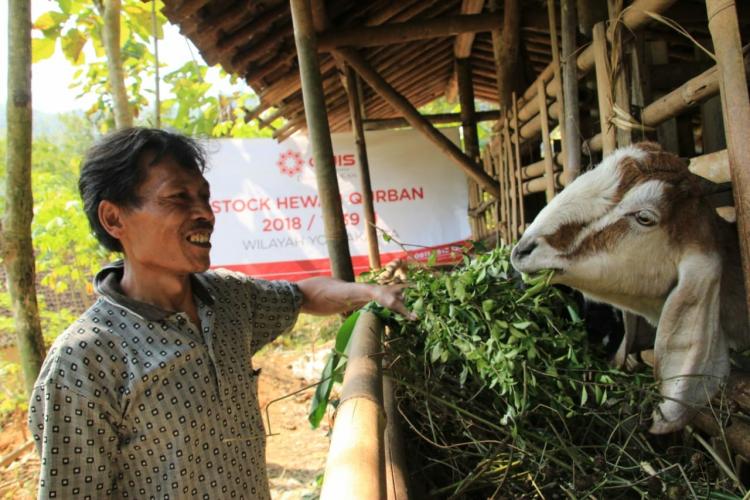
[503,115,518,240]
[290,0,354,282]
[496,143,509,242]
[320,312,386,500]
[547,0,566,170]
[317,14,501,51]
[363,110,500,131]
[511,93,525,229]
[336,47,500,198]
[383,376,410,500]
[537,80,557,202]
[585,50,750,153]
[706,0,750,322]
[457,58,480,162]
[561,0,581,183]
[608,0,631,147]
[345,65,381,270]
[592,22,617,155]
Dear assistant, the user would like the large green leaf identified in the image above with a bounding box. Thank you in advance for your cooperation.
[31,37,56,63]
[61,29,87,65]
[308,310,361,428]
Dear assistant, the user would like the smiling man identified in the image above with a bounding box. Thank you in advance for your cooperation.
[28,127,413,499]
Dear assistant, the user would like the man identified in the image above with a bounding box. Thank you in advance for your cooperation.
[28,127,413,499]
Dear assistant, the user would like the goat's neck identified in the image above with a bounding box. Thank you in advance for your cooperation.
[575,288,664,326]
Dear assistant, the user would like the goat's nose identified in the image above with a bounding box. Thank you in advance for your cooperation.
[512,238,538,260]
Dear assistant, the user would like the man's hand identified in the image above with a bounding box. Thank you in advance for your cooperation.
[371,283,417,320]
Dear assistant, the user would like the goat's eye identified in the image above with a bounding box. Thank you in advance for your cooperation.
[633,210,657,227]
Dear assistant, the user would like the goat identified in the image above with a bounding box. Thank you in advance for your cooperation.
[510,142,748,434]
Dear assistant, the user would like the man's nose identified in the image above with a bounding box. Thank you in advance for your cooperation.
[194,198,215,224]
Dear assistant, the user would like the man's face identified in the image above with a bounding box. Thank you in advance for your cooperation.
[116,155,215,275]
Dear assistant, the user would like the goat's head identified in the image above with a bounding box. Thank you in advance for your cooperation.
[511,142,730,434]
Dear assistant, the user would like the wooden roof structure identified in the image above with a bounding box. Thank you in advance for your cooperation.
[160,0,747,142]
[159,0,559,141]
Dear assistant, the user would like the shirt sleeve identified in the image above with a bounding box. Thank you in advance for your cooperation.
[28,363,121,499]
[247,278,303,354]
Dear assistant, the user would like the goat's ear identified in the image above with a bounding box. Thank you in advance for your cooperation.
[649,252,730,434]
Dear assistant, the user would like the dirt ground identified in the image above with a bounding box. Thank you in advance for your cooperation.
[0,345,332,500]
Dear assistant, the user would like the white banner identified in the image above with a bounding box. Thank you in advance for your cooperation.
[205,128,470,280]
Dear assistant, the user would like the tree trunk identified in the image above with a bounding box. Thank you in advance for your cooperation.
[4,0,46,394]
[100,0,133,129]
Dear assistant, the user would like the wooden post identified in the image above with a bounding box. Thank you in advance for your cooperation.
[592,22,616,155]
[706,0,750,321]
[608,0,631,147]
[511,93,525,229]
[335,46,500,198]
[496,141,509,242]
[290,0,354,282]
[547,0,567,167]
[344,65,381,270]
[561,0,581,182]
[320,312,386,499]
[457,58,480,162]
[503,115,518,240]
[489,0,520,111]
[537,80,557,202]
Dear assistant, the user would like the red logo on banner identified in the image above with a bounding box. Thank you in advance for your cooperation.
[277,150,305,177]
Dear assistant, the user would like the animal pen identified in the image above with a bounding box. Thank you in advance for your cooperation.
[160,0,750,497]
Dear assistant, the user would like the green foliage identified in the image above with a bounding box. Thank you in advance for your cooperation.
[380,246,741,497]
[32,0,164,133]
[161,62,281,138]
[308,310,361,428]
[0,123,115,421]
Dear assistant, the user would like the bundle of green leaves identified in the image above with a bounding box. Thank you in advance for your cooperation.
[379,246,742,498]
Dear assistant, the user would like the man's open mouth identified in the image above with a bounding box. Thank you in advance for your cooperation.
[186,232,212,248]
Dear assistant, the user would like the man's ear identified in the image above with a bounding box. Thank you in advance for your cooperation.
[98,200,126,240]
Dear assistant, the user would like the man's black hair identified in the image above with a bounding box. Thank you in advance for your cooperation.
[79,127,208,252]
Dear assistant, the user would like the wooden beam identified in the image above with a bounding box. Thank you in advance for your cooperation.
[547,0,567,180]
[335,47,500,199]
[345,65,381,270]
[490,0,520,111]
[455,0,486,57]
[706,0,750,322]
[585,50,750,152]
[317,14,502,51]
[290,0,354,282]
[561,0,581,183]
[592,22,617,155]
[457,58,480,162]
[537,80,557,202]
[363,110,499,130]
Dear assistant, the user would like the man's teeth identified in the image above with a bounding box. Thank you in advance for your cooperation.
[188,233,210,243]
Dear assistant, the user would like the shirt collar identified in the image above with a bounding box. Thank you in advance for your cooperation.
[94,260,215,321]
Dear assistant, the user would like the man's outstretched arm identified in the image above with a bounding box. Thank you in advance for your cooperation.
[296,277,416,319]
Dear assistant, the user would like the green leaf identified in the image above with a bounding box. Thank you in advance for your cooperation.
[32,37,57,63]
[33,11,68,32]
[308,310,360,428]
[62,29,87,65]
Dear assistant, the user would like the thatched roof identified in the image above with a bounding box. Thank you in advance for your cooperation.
[160,0,746,141]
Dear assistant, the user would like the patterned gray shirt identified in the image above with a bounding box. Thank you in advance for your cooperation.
[28,262,302,499]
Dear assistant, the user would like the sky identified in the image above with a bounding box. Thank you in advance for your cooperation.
[0,0,231,114]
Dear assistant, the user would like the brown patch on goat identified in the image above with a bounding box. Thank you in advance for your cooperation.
[614,142,715,252]
[544,221,587,251]
[566,218,631,258]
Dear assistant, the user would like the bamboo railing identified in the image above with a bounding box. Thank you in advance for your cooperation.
[319,311,410,500]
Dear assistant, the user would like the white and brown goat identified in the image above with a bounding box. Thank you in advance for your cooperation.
[511,142,748,434]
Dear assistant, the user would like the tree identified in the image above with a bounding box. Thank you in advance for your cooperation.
[3,0,46,394]
[98,0,132,128]
[32,0,162,132]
